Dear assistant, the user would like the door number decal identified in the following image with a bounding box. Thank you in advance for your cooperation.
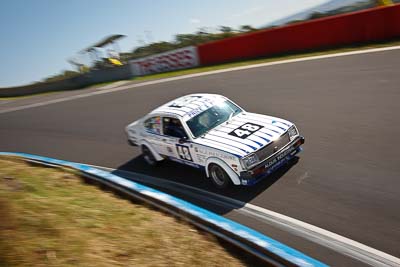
[176,145,193,161]
[229,123,263,139]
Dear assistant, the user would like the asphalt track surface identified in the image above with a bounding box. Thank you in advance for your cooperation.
[1,49,399,266]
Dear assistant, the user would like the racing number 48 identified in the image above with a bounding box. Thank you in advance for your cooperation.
[230,123,263,139]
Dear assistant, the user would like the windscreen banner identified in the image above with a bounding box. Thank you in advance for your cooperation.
[130,46,199,76]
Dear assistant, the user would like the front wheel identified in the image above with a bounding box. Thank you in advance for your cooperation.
[141,145,158,166]
[209,164,232,189]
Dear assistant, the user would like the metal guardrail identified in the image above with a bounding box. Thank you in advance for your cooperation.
[0,152,327,267]
[0,65,133,97]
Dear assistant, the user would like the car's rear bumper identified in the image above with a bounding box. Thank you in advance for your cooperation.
[239,136,304,186]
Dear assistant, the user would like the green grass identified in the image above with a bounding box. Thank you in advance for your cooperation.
[0,90,65,101]
[0,81,125,101]
[0,157,244,267]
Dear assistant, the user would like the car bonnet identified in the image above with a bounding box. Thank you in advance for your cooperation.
[193,112,293,158]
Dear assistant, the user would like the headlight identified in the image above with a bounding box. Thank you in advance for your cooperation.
[242,153,259,168]
[288,125,298,139]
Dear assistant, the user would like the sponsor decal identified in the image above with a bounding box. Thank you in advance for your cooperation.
[195,146,236,161]
[168,95,202,108]
[229,123,264,139]
[130,46,199,76]
[186,106,206,118]
[265,146,294,168]
[208,151,236,161]
[196,147,208,154]
[196,153,207,164]
[168,96,217,118]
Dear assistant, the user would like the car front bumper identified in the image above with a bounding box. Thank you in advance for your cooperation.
[239,136,304,186]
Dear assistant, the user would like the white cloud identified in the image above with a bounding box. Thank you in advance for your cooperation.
[189,18,200,24]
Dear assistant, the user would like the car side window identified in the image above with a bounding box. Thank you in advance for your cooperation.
[144,116,161,134]
[162,117,188,139]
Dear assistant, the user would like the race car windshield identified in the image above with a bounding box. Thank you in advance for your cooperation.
[186,100,242,138]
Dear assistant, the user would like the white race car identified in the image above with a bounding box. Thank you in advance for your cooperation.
[125,94,304,188]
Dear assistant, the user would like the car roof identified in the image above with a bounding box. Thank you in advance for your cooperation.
[149,94,228,120]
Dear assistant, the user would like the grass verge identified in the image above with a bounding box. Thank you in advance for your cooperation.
[0,157,245,266]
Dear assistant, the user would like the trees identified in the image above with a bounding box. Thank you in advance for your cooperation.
[43,70,80,83]
[239,25,256,32]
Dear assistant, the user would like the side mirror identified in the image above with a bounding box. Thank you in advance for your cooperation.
[179,136,188,144]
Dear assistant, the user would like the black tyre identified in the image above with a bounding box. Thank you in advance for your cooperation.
[208,164,232,189]
[141,145,157,166]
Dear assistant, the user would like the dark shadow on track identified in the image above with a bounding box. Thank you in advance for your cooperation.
[111,155,299,215]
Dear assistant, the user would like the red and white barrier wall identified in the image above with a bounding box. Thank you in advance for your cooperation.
[197,5,400,65]
[130,5,400,74]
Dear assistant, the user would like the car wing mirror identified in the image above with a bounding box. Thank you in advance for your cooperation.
[179,136,188,144]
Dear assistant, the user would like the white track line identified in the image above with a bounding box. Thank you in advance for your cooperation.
[84,163,400,267]
[1,45,400,115]
[98,80,131,90]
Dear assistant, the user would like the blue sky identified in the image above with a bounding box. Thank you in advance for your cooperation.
[0,0,328,87]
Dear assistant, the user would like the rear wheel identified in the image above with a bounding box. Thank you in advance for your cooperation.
[141,145,157,166]
[209,164,232,189]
